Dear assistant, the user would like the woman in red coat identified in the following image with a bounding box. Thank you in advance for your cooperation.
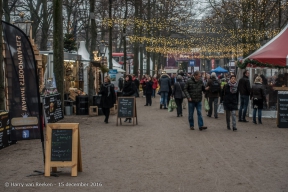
[152,77,158,98]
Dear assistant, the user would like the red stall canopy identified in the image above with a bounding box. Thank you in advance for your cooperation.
[246,24,288,67]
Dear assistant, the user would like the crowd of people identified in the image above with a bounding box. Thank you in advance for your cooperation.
[100,69,286,130]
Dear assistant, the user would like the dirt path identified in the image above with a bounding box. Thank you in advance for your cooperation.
[1,95,288,192]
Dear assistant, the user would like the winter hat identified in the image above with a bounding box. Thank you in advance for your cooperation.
[254,76,262,83]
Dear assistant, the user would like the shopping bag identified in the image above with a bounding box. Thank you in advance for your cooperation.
[217,103,224,114]
[204,98,210,112]
[168,100,174,112]
[168,99,177,112]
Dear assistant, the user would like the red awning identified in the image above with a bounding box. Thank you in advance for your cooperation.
[247,25,288,67]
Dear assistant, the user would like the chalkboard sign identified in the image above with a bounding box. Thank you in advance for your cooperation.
[117,97,135,118]
[116,97,138,126]
[51,129,72,161]
[43,94,64,123]
[45,123,82,176]
[278,91,288,128]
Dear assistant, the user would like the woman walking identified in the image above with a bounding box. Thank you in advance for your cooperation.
[122,75,137,123]
[221,75,239,131]
[145,76,153,106]
[152,76,158,98]
[99,76,116,123]
[172,75,185,117]
[250,76,266,124]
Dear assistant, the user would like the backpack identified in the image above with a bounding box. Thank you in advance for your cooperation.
[211,80,220,93]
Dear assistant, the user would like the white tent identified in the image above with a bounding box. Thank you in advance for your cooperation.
[104,50,123,68]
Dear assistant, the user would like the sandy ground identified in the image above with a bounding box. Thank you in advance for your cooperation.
[1,95,288,192]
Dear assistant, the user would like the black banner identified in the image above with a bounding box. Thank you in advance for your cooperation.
[43,94,64,123]
[2,21,41,140]
[278,91,288,128]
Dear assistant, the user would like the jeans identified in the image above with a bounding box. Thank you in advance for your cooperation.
[239,95,249,120]
[160,92,168,108]
[226,110,236,128]
[188,102,204,128]
[175,98,183,116]
[208,97,219,117]
[146,93,152,105]
[253,108,262,122]
[152,89,156,97]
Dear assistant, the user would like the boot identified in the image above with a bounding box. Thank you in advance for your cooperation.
[258,119,262,124]
[124,118,128,122]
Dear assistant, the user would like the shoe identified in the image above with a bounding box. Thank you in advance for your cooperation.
[160,104,162,109]
[163,107,168,109]
[105,120,108,124]
[128,119,131,123]
[144,104,148,106]
[258,121,262,124]
[242,119,249,122]
[238,119,243,122]
[207,115,211,117]
[177,115,179,117]
[253,121,257,124]
[124,118,128,122]
[180,114,183,117]
[183,107,186,109]
[215,116,218,119]
[199,126,207,131]
[190,127,194,130]
[233,127,237,131]
[227,126,231,130]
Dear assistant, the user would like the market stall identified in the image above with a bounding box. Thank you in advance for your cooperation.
[237,24,288,119]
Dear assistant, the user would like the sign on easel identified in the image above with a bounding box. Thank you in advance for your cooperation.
[277,91,288,128]
[116,97,138,126]
[45,123,82,176]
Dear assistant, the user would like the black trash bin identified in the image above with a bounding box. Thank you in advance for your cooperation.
[76,95,89,115]
[93,95,103,115]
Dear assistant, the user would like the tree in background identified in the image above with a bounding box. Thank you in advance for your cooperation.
[53,0,64,106]
[64,33,77,52]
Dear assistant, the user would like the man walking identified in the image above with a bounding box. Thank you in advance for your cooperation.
[238,70,251,122]
[184,71,208,131]
[159,72,171,109]
[206,72,221,118]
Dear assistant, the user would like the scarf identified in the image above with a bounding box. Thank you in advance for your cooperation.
[228,80,238,94]
[103,82,112,96]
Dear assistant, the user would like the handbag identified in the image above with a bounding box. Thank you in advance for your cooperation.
[204,98,210,111]
[178,82,186,98]
[217,103,224,114]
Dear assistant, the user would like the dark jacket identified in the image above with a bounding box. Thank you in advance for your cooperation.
[238,76,251,96]
[133,78,140,89]
[122,81,136,96]
[99,83,116,108]
[222,83,239,111]
[159,74,171,93]
[184,76,205,102]
[118,77,124,91]
[145,80,153,95]
[172,81,185,99]
[207,77,221,97]
[250,83,266,101]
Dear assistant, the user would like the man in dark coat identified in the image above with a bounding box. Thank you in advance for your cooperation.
[238,70,251,122]
[184,71,208,131]
[206,72,221,118]
[159,72,171,109]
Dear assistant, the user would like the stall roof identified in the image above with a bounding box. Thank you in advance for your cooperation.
[246,24,288,67]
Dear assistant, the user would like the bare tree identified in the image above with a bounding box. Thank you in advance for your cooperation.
[0,0,4,110]
[53,0,64,105]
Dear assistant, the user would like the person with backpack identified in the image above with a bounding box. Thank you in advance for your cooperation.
[206,72,221,118]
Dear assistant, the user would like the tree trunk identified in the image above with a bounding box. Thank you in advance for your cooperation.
[133,0,139,76]
[40,0,49,50]
[108,0,113,69]
[53,0,64,107]
[88,0,97,105]
[0,0,5,110]
[123,0,128,72]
